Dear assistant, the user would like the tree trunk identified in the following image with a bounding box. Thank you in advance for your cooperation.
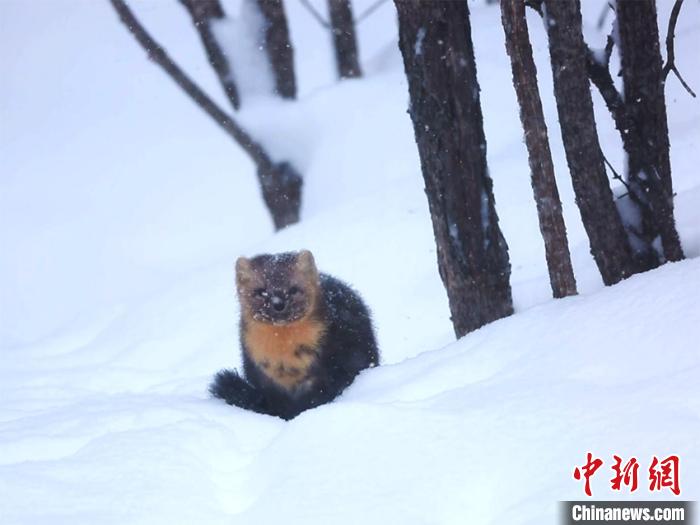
[394,0,513,338]
[500,0,577,298]
[255,0,297,99]
[543,0,636,286]
[258,162,303,230]
[616,0,685,263]
[327,0,362,78]
[181,0,240,110]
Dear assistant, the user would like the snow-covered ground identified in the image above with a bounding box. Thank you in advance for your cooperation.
[1,0,698,523]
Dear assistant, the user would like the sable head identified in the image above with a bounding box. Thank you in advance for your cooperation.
[236,250,320,325]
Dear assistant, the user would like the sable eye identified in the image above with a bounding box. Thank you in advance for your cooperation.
[289,286,302,296]
[253,288,267,298]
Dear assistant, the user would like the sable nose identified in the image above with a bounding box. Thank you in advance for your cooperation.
[270,293,286,312]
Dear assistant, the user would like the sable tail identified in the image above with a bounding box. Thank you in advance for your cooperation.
[209,369,267,413]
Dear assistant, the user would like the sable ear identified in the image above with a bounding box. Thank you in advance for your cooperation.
[235,257,253,289]
[297,250,318,277]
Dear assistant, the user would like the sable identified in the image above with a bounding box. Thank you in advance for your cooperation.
[210,250,379,420]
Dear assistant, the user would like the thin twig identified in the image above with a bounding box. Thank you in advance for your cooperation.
[596,2,615,31]
[299,0,331,28]
[602,152,629,190]
[662,0,683,78]
[356,0,389,24]
[299,0,389,30]
[662,0,696,97]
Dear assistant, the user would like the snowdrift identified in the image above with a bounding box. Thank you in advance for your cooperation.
[1,0,698,523]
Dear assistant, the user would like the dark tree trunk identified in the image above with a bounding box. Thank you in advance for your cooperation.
[543,0,636,286]
[616,0,685,263]
[327,0,362,78]
[500,0,577,298]
[394,0,513,338]
[258,162,303,230]
[255,0,297,99]
[181,0,240,110]
[110,0,301,230]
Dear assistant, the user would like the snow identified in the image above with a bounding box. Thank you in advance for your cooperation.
[211,0,276,101]
[480,188,491,237]
[415,26,426,57]
[1,0,699,523]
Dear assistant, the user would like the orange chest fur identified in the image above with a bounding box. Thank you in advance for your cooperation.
[243,317,326,390]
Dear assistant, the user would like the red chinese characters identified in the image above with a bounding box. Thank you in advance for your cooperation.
[611,455,639,492]
[649,455,681,496]
[574,454,681,497]
[573,452,603,497]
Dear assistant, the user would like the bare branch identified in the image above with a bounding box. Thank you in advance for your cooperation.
[299,0,331,28]
[180,0,240,110]
[662,0,696,97]
[585,35,628,140]
[356,0,389,24]
[109,0,271,168]
[596,2,615,31]
[601,151,629,191]
[300,0,389,29]
[663,0,684,78]
[109,0,304,230]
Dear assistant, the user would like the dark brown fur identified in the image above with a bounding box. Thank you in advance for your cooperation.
[210,250,379,419]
